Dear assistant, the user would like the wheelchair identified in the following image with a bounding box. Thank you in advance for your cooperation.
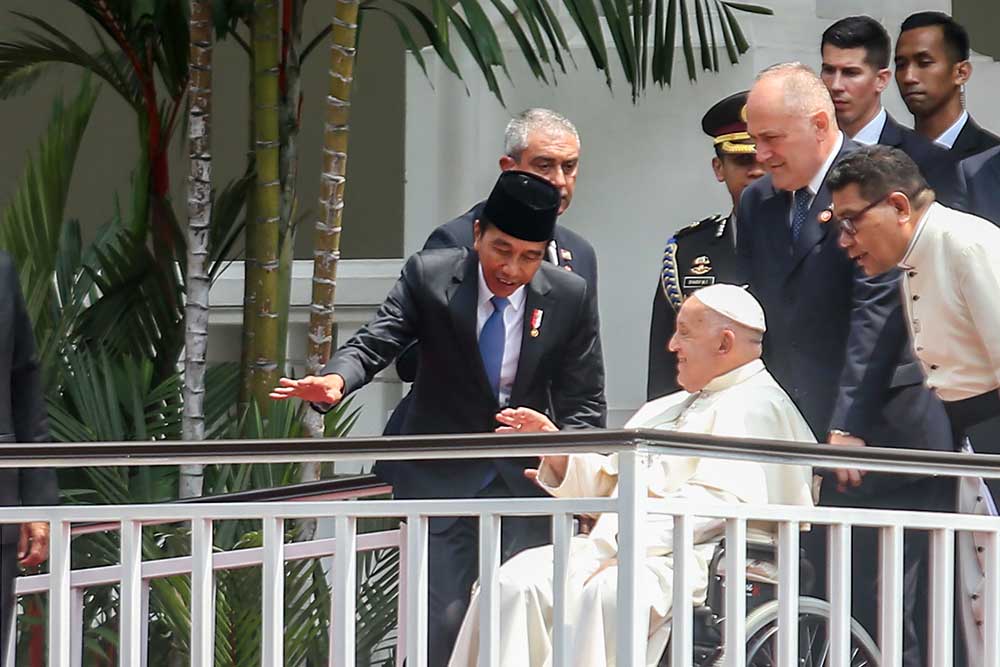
[660,538,881,666]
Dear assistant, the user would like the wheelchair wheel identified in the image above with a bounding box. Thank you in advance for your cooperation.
[736,596,880,666]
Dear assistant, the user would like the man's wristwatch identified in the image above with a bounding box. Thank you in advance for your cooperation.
[829,429,852,438]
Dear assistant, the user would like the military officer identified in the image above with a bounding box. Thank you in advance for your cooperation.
[646,91,765,399]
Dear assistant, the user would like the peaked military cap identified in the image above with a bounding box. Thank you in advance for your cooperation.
[702,90,755,155]
[482,171,559,242]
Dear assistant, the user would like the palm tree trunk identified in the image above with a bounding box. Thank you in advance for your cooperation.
[180,0,213,499]
[304,0,360,447]
[246,0,283,411]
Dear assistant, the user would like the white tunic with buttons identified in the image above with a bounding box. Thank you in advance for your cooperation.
[897,201,1000,666]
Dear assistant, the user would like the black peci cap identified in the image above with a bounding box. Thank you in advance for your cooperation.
[702,91,755,155]
[482,171,559,242]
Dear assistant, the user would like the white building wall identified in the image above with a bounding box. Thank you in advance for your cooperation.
[404,0,1000,425]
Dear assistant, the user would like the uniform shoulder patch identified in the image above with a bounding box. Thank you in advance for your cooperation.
[671,213,726,241]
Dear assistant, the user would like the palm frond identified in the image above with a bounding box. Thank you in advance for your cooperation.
[0,13,138,104]
[0,76,99,352]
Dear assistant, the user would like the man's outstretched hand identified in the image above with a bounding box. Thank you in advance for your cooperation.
[269,374,345,405]
[495,406,559,433]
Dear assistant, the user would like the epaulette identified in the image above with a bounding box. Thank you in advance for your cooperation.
[671,213,727,241]
[660,214,726,310]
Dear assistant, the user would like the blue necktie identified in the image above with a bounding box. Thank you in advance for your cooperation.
[479,296,509,398]
[791,187,812,242]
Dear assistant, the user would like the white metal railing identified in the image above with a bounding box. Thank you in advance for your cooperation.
[2,429,1000,667]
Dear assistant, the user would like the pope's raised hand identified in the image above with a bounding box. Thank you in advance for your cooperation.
[269,374,345,405]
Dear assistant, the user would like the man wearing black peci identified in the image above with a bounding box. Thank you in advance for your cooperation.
[272,171,605,667]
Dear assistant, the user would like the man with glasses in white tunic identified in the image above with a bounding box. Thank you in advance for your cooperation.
[829,143,1000,665]
[448,284,815,667]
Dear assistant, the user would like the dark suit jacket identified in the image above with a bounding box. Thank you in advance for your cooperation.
[956,144,1000,226]
[325,248,606,500]
[384,202,599,433]
[736,138,950,466]
[879,114,960,206]
[949,115,1000,161]
[0,253,57,544]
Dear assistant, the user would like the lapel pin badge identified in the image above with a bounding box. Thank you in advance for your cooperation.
[530,308,543,337]
[819,206,833,224]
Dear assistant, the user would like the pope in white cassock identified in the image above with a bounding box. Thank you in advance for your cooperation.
[448,284,817,667]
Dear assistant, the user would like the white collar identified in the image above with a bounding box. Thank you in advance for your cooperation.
[477,263,527,312]
[934,110,969,149]
[701,359,766,393]
[898,202,938,270]
[806,132,845,196]
[851,107,887,146]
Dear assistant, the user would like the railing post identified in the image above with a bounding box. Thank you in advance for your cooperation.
[49,519,72,667]
[670,513,694,667]
[120,519,143,667]
[550,512,574,667]
[3,591,14,667]
[929,528,955,667]
[615,447,647,667]
[477,513,501,667]
[985,530,1000,667]
[331,516,357,667]
[71,588,84,667]
[262,516,285,667]
[190,518,214,667]
[777,521,800,667]
[879,525,904,667]
[828,523,852,667]
[722,518,746,667]
[405,515,429,667]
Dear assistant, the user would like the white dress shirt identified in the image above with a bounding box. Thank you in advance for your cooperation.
[898,202,1000,401]
[850,107,887,146]
[477,264,526,404]
[789,132,845,224]
[934,109,969,149]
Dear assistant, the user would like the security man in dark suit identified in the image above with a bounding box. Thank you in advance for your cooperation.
[742,63,953,667]
[895,12,1000,159]
[646,91,763,399]
[384,108,598,439]
[271,171,605,667]
[820,15,959,204]
[957,145,1000,226]
[0,252,57,663]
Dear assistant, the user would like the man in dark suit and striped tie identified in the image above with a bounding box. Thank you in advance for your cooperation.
[272,171,606,666]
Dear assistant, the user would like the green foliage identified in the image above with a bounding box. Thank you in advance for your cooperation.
[362,0,771,102]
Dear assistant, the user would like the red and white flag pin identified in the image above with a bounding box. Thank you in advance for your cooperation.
[529,308,544,337]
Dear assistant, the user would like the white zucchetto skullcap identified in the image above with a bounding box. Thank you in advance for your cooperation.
[693,284,766,332]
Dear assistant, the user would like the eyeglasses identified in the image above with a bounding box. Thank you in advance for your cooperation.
[831,193,893,236]
[828,188,926,236]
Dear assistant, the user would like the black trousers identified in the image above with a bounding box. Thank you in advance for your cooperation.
[425,476,551,667]
[803,475,956,667]
[0,541,15,664]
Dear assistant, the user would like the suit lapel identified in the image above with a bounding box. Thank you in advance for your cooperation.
[447,252,495,401]
[509,268,554,404]
[782,140,855,279]
[551,229,572,272]
[879,115,904,147]
[760,187,796,276]
[787,186,832,274]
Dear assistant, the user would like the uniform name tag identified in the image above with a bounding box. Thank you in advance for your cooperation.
[683,276,716,289]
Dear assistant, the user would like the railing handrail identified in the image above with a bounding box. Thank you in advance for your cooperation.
[2,428,999,478]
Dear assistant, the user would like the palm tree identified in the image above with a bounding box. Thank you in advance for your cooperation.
[181,0,215,499]
[303,0,771,400]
